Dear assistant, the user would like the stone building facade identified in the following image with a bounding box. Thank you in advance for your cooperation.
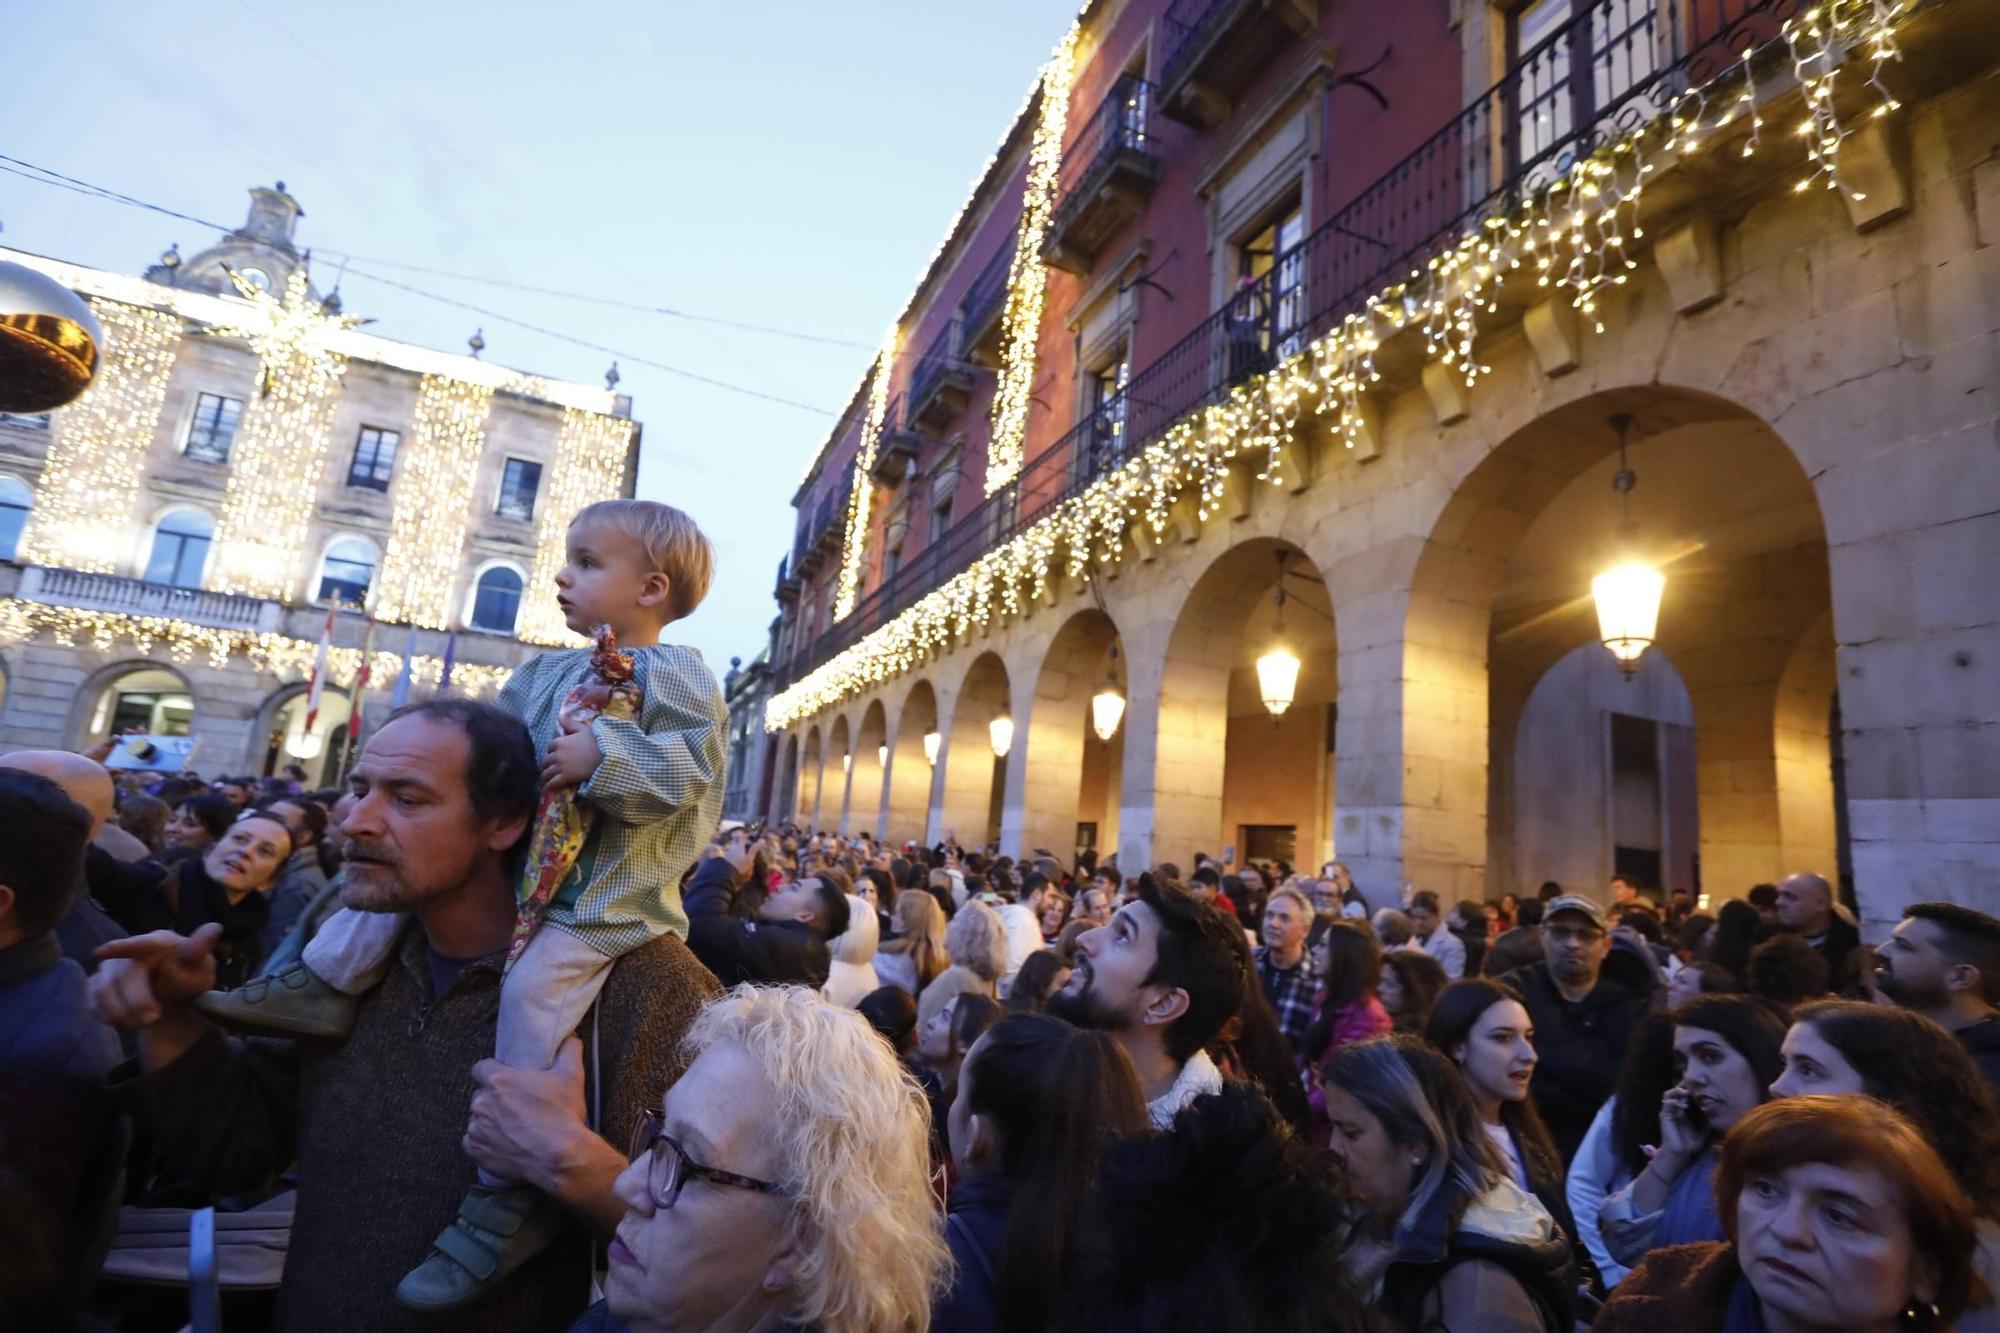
[755,0,1999,933]
[0,185,639,782]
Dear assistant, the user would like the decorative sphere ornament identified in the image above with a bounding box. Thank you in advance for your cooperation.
[0,261,103,411]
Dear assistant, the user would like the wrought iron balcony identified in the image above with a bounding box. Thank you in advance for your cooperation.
[1159,0,1317,129]
[19,565,278,632]
[872,396,923,485]
[907,322,975,428]
[794,0,1802,676]
[775,554,800,603]
[1042,74,1164,275]
[958,245,1014,367]
[791,473,850,579]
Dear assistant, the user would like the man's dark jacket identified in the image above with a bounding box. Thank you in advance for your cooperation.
[121,921,720,1333]
[1500,955,1654,1165]
[684,857,830,988]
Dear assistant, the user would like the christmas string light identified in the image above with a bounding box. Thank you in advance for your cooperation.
[766,0,1909,733]
[0,598,510,696]
[370,374,496,628]
[516,407,636,645]
[206,269,362,600]
[985,24,1079,495]
[16,299,183,571]
[834,332,898,622]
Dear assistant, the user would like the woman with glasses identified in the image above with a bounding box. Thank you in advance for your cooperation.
[572,984,947,1333]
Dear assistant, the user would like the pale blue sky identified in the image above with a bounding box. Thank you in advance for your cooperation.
[0,0,1079,671]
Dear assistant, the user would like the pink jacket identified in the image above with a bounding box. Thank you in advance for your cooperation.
[1302,994,1393,1144]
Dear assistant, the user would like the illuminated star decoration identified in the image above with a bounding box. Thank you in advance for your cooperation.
[206,264,362,395]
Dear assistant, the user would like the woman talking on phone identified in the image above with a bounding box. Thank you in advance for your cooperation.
[1597,994,1787,1270]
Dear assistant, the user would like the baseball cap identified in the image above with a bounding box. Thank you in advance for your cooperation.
[1542,895,1607,929]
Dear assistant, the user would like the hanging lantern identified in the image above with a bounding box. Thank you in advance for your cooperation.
[876,743,888,767]
[1257,551,1301,717]
[1091,642,1126,742]
[1593,561,1665,676]
[989,708,1013,758]
[1091,682,1126,742]
[286,728,325,760]
[1592,415,1665,679]
[923,729,940,766]
[1256,645,1301,716]
[0,260,104,412]
[840,751,852,774]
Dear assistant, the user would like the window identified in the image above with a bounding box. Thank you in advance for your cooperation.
[1241,824,1297,866]
[316,537,378,606]
[1234,202,1306,371]
[469,565,524,633]
[932,496,954,546]
[90,669,194,739]
[883,541,903,584]
[0,475,31,562]
[496,458,542,521]
[1084,345,1131,480]
[1508,0,1659,178]
[184,392,244,463]
[346,427,400,491]
[143,510,213,588]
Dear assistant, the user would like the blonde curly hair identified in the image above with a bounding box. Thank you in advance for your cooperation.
[683,984,949,1332]
[943,898,1008,984]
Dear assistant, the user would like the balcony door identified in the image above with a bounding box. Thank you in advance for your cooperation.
[1507,0,1662,186]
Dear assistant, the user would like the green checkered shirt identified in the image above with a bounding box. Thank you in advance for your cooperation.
[498,642,728,958]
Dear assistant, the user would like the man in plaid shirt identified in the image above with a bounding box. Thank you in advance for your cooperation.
[1254,885,1319,1055]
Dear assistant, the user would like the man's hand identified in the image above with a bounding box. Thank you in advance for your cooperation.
[720,828,753,878]
[463,1038,618,1209]
[90,924,223,1029]
[541,725,603,794]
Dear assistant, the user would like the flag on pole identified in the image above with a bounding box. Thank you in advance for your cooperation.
[347,615,378,745]
[389,623,420,711]
[303,602,337,731]
[438,629,458,694]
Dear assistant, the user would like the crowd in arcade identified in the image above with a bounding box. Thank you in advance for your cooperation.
[4,490,1998,1333]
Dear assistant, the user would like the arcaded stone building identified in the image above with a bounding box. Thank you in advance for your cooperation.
[0,185,638,781]
[755,0,1998,933]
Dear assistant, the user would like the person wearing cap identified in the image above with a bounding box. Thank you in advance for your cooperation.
[1499,894,1655,1165]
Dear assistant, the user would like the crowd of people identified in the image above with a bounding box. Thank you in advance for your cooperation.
[4,495,1998,1333]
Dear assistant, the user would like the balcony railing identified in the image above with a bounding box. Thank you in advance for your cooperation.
[793,0,1800,677]
[907,322,975,428]
[22,565,274,631]
[959,244,1014,364]
[1043,74,1164,273]
[872,396,924,484]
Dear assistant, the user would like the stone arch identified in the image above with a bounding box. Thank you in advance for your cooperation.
[250,681,356,786]
[936,652,1010,850]
[852,699,890,839]
[826,713,853,834]
[798,724,824,828]
[776,732,800,828]
[1509,644,1697,899]
[1014,607,1126,864]
[1401,383,1836,899]
[886,679,938,845]
[1142,536,1337,873]
[68,659,199,748]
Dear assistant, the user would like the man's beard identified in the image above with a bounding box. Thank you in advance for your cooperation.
[341,852,426,913]
[1874,966,1945,1010]
[1045,960,1124,1032]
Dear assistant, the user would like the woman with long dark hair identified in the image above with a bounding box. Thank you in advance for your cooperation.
[1704,898,1763,982]
[1425,979,1590,1289]
[935,1014,1149,1333]
[1379,948,1448,1034]
[1298,919,1392,1141]
[1322,1035,1574,1331]
[1597,995,1787,1269]
[1564,1013,1677,1288]
[1213,918,1311,1131]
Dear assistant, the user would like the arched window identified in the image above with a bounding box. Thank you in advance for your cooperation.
[469,565,524,633]
[316,537,377,607]
[0,475,31,562]
[143,509,213,588]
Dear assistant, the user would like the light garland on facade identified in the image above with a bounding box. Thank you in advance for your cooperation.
[984,25,1079,495]
[0,598,511,697]
[516,407,636,645]
[206,268,362,600]
[16,300,184,572]
[371,374,496,628]
[833,333,898,622]
[766,0,1908,733]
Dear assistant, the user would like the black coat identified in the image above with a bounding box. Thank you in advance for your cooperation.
[1500,960,1653,1165]
[87,847,271,990]
[683,858,829,988]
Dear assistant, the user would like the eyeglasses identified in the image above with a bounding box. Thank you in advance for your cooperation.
[627,1109,784,1210]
